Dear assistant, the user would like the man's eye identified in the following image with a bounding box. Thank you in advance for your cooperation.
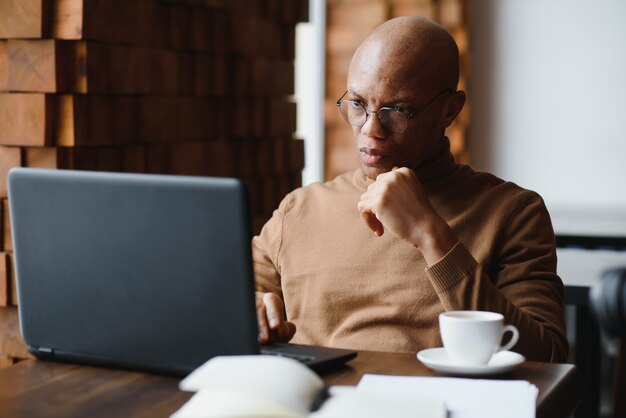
[393,107,408,114]
[350,101,363,108]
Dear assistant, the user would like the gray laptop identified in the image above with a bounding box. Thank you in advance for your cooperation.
[8,168,356,376]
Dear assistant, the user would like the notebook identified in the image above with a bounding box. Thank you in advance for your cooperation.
[7,168,356,376]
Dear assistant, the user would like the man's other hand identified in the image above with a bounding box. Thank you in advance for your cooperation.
[255,291,296,344]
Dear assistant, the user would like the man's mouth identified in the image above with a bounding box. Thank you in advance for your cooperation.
[360,148,387,166]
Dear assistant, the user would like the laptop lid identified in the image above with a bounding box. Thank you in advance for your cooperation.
[8,168,260,375]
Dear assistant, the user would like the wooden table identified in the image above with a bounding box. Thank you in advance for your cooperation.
[0,351,581,418]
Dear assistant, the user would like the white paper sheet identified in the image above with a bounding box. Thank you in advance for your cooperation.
[358,374,538,418]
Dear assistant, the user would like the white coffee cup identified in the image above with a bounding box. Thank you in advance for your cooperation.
[439,310,519,366]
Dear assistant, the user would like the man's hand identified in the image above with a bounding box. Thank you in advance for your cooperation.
[357,167,457,265]
[255,291,296,344]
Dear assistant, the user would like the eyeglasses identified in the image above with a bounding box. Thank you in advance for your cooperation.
[335,88,453,133]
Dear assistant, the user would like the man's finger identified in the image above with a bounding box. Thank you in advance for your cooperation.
[358,198,385,236]
[277,321,297,342]
[361,211,384,236]
[255,294,270,343]
[263,292,285,329]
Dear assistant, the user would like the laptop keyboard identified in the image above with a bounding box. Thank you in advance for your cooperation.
[259,349,315,363]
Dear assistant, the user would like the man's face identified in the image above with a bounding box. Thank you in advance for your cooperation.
[346,44,446,180]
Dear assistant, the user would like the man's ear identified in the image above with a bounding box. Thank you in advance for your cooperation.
[441,90,466,129]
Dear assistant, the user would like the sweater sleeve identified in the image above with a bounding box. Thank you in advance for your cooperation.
[425,194,568,362]
[251,194,291,300]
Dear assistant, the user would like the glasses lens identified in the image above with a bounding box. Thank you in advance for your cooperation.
[338,101,366,127]
[378,108,408,133]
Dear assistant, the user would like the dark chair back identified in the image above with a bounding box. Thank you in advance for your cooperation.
[590,268,626,418]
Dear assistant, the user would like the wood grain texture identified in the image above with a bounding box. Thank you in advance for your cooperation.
[121,145,146,173]
[1,199,11,252]
[23,147,60,168]
[0,93,54,146]
[0,94,245,148]
[51,0,83,39]
[8,39,59,93]
[0,352,581,418]
[0,306,31,358]
[0,0,48,38]
[0,354,15,368]
[7,252,15,305]
[6,40,199,94]
[290,139,305,172]
[0,252,8,307]
[55,94,89,146]
[0,41,7,91]
[0,146,22,197]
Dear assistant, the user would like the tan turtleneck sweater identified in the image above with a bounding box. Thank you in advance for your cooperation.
[252,140,568,362]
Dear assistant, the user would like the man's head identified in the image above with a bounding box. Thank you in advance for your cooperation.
[343,16,466,179]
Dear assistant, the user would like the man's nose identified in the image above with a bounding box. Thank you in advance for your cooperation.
[360,111,386,138]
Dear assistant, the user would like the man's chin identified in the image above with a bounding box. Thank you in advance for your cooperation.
[360,162,391,180]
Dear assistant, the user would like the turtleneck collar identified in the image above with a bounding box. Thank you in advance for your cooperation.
[355,137,458,189]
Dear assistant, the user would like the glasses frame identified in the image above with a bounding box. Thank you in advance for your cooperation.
[335,88,454,133]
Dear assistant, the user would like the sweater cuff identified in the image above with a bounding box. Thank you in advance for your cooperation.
[426,241,478,293]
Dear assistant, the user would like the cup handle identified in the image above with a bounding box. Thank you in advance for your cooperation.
[497,325,519,353]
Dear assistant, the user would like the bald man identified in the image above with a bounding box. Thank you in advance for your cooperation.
[253,16,568,362]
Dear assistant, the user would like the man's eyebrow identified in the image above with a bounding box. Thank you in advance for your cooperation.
[345,90,417,109]
[384,97,417,107]
[347,90,416,107]
[346,89,363,99]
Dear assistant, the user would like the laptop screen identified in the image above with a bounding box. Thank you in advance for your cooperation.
[8,168,259,375]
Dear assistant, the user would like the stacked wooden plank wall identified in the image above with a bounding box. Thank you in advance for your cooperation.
[0,0,308,367]
[324,0,469,180]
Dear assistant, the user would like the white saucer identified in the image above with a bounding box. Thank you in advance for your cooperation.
[417,347,525,376]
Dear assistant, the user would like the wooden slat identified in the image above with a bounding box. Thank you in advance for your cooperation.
[268,99,296,135]
[234,139,256,178]
[256,140,273,176]
[0,94,235,147]
[112,96,139,146]
[50,0,82,39]
[121,145,146,173]
[8,40,61,93]
[290,138,305,172]
[204,140,235,177]
[0,252,8,307]
[7,252,15,306]
[6,40,201,95]
[87,95,114,147]
[0,93,54,146]
[0,0,303,53]
[0,41,7,92]
[52,0,142,43]
[0,306,31,358]
[1,199,11,253]
[21,145,145,173]
[0,146,22,197]
[262,177,278,214]
[273,139,289,175]
[55,94,90,147]
[169,141,205,176]
[145,142,170,174]
[8,39,85,92]
[23,147,59,168]
[0,0,48,38]
[138,97,179,143]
